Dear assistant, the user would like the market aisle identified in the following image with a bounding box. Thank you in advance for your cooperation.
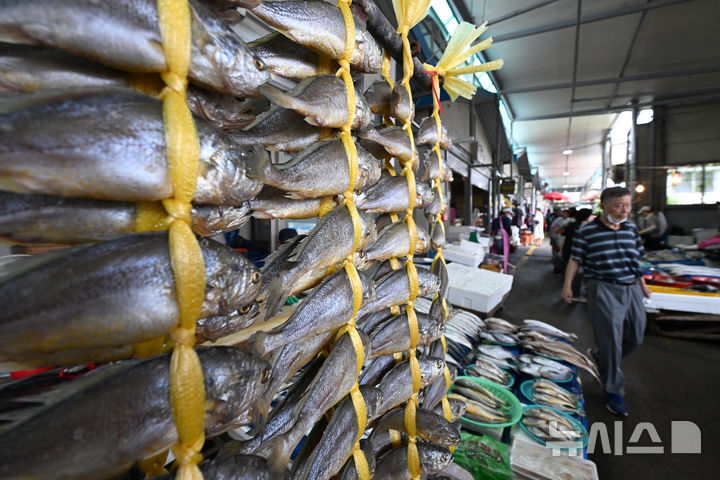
[501,240,720,479]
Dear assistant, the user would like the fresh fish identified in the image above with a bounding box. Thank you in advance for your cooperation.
[532,392,584,415]
[0,192,243,243]
[258,233,306,302]
[369,312,445,357]
[532,378,580,404]
[390,85,414,122]
[359,127,416,166]
[250,186,335,220]
[466,365,510,386]
[518,363,573,383]
[263,205,377,319]
[196,302,259,342]
[251,331,333,431]
[474,353,516,371]
[335,438,377,480]
[0,45,257,130]
[291,386,383,480]
[417,117,453,149]
[522,338,601,384]
[356,221,431,269]
[231,106,337,152]
[485,317,518,333]
[480,330,518,345]
[359,353,395,387]
[477,344,517,361]
[0,90,263,204]
[356,267,441,318]
[432,397,467,423]
[251,270,375,358]
[522,319,578,341]
[249,32,325,82]
[355,176,434,213]
[0,347,270,480]
[364,81,392,115]
[369,407,460,448]
[376,356,445,417]
[0,232,261,365]
[152,454,271,480]
[246,140,380,198]
[0,0,269,97]
[266,330,371,472]
[373,442,452,480]
[259,75,373,131]
[250,1,381,74]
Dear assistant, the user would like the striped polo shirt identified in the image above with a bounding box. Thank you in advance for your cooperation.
[571,218,645,283]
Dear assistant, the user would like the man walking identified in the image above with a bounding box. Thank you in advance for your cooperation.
[562,187,652,416]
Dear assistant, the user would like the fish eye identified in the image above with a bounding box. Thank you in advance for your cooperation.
[358,251,365,258]
[253,57,266,71]
[261,368,270,383]
[252,271,261,283]
[239,304,252,314]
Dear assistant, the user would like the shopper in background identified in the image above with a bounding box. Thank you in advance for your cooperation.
[512,202,525,230]
[491,207,513,254]
[549,209,570,273]
[638,205,668,250]
[532,207,544,245]
[562,187,652,417]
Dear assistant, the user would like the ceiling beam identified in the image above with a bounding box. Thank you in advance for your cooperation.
[499,65,720,94]
[492,0,693,43]
[573,85,720,103]
[486,0,562,26]
[514,92,720,121]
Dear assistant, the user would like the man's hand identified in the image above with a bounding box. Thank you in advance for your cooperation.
[562,285,574,303]
[640,278,652,298]
[562,258,581,304]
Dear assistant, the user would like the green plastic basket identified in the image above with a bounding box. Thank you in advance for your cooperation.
[450,375,523,429]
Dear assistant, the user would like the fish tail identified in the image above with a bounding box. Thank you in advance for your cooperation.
[245,147,276,183]
[259,84,300,112]
[264,275,290,320]
[250,392,272,435]
[268,435,294,474]
[248,331,273,361]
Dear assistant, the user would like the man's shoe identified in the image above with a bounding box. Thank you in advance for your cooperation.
[605,392,628,417]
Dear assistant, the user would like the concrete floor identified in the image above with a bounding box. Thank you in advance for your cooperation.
[498,241,720,479]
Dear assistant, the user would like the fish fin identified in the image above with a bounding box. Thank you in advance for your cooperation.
[283,191,306,200]
[259,84,300,112]
[248,331,273,361]
[263,276,290,320]
[303,115,327,127]
[249,395,272,435]
[267,434,294,474]
[245,148,276,183]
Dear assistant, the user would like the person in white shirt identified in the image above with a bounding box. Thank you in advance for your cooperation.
[638,205,668,250]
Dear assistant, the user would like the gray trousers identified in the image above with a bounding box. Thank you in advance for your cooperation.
[587,278,646,396]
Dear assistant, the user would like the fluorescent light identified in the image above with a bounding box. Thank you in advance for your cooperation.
[562,149,573,155]
[563,184,569,188]
[563,171,570,176]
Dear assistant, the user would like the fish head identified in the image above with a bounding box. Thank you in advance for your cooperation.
[198,347,271,435]
[358,270,378,304]
[419,442,453,474]
[360,386,385,421]
[357,146,382,189]
[415,182,434,208]
[196,146,264,204]
[418,313,445,345]
[448,397,467,420]
[358,210,379,249]
[353,91,374,132]
[415,225,431,253]
[192,203,251,236]
[416,268,441,298]
[354,27,383,74]
[201,238,263,316]
[196,302,260,342]
[364,80,392,115]
[418,356,446,388]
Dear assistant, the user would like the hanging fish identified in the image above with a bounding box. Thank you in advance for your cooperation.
[250,32,328,82]
[355,176,434,213]
[417,116,453,149]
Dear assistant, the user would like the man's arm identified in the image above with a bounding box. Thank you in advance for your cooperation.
[639,276,652,298]
[562,258,580,303]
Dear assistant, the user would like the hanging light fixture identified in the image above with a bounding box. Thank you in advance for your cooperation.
[562,149,573,155]
[669,169,683,186]
[563,153,570,176]
[635,184,646,193]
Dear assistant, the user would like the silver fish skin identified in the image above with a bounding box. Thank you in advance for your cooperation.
[250,186,333,220]
[373,442,453,480]
[292,386,383,480]
[191,203,252,236]
[0,347,270,480]
[417,116,453,149]
[250,1,381,74]
[250,32,324,82]
[231,106,338,152]
[432,397,467,423]
[196,302,260,343]
[336,438,377,480]
[369,312,445,357]
[251,269,375,358]
[259,75,373,131]
[364,81,392,115]
[376,356,445,417]
[425,190,443,216]
[421,151,453,183]
[258,233,306,302]
[0,45,257,129]
[0,232,261,365]
[359,127,416,165]
[267,330,371,472]
[251,331,333,432]
[356,221,431,268]
[359,352,395,387]
[152,454,271,480]
[0,0,269,97]
[246,140,380,199]
[430,220,446,249]
[355,176,434,213]
[263,205,377,319]
[0,90,263,204]
[421,367,456,410]
[356,267,441,318]
[369,407,461,448]
[391,84,414,122]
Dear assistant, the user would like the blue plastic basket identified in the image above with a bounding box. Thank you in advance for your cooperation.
[519,404,588,450]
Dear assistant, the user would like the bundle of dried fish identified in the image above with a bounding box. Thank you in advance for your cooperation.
[521,406,586,444]
[449,379,513,425]
[521,336,602,384]
[531,379,584,416]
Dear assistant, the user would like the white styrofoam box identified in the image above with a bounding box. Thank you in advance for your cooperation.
[510,434,598,480]
[474,236,493,248]
[442,244,483,268]
[460,238,488,255]
[446,262,513,313]
[644,292,720,314]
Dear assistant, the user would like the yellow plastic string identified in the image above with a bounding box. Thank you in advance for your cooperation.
[138,450,170,478]
[156,1,205,479]
[134,201,173,232]
[318,196,336,217]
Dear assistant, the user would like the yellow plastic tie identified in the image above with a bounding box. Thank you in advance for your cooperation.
[408,350,422,394]
[352,441,370,479]
[350,384,367,437]
[389,429,402,447]
[403,396,417,438]
[318,196,335,217]
[344,259,363,318]
[138,450,169,478]
[134,201,172,232]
